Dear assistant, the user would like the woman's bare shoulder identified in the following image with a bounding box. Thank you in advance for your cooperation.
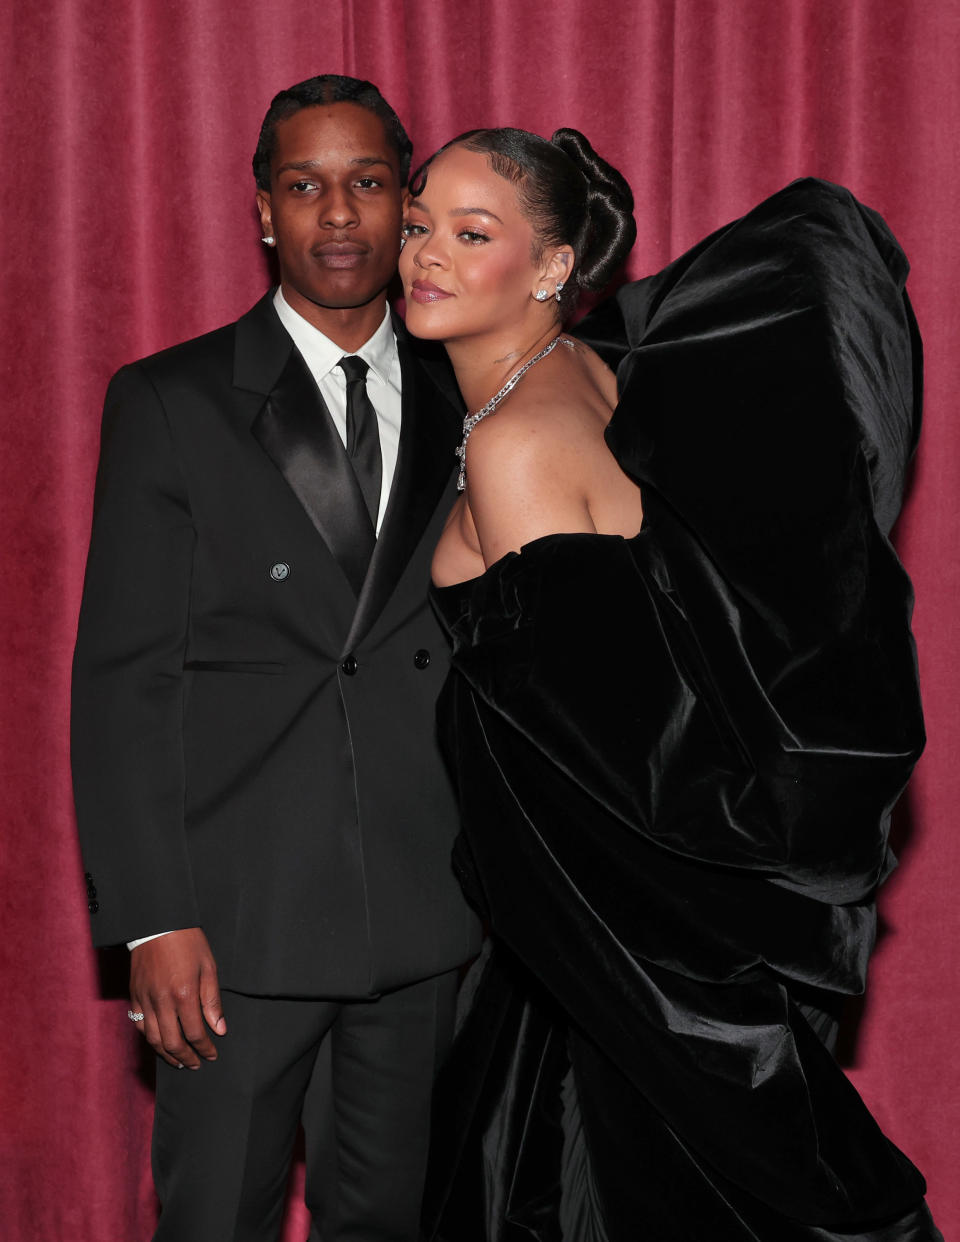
[464,396,591,516]
[562,336,619,405]
[463,341,641,561]
[467,344,614,464]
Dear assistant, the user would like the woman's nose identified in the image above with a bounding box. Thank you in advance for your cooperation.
[412,233,448,269]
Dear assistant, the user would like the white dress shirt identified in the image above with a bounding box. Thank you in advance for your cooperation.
[128,291,403,951]
[273,288,401,533]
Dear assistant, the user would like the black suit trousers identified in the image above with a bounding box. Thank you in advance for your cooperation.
[151,971,458,1242]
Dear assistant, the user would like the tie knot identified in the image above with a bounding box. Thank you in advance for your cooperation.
[338,355,369,385]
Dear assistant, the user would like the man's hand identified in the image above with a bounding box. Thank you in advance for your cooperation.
[129,927,227,1069]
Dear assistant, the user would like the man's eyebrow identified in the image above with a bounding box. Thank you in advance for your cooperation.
[274,157,393,175]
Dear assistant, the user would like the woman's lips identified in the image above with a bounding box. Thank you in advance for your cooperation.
[410,280,453,304]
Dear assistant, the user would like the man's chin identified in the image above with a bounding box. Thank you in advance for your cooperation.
[283,282,391,315]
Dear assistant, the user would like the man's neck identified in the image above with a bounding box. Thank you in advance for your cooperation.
[280,284,390,353]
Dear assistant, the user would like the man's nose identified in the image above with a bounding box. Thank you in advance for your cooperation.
[320,185,358,228]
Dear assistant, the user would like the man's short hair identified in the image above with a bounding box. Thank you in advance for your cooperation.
[253,74,413,189]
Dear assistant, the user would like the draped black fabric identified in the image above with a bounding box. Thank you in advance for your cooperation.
[424,181,940,1240]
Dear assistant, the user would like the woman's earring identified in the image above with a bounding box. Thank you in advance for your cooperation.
[261,236,276,246]
[535,289,549,302]
[400,235,406,249]
[555,280,565,302]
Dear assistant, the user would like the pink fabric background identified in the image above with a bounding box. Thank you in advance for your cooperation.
[1,1,957,1237]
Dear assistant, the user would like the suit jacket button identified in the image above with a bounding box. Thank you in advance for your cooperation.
[413,649,431,669]
[88,900,99,914]
[341,654,358,676]
[87,884,97,898]
[84,872,93,882]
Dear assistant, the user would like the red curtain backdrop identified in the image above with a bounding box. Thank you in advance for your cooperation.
[2,1,957,1237]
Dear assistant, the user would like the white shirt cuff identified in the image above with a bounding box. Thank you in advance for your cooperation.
[127,931,174,950]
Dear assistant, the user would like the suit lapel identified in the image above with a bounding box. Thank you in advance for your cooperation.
[239,295,375,599]
[344,326,462,651]
[236,295,462,652]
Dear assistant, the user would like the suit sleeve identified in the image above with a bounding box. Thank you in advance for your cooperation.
[71,362,201,946]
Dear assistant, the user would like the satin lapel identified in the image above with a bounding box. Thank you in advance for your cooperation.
[250,341,374,598]
[344,330,461,651]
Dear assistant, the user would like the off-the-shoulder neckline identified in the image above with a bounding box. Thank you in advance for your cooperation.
[431,529,643,595]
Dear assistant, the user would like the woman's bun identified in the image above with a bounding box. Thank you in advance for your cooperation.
[550,128,636,289]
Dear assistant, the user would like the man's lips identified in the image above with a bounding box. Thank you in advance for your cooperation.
[409,279,453,304]
[312,241,369,269]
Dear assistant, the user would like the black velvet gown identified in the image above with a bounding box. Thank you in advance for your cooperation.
[423,180,942,1241]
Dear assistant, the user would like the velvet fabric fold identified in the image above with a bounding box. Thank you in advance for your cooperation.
[424,180,940,1240]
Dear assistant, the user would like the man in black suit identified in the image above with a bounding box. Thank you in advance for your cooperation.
[72,75,479,1242]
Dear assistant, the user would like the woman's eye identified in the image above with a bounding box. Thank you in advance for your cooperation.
[459,230,490,244]
[402,222,428,237]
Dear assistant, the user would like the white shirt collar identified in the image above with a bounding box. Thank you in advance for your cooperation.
[272,287,396,384]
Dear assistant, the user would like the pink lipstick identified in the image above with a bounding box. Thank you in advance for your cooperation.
[410,279,453,304]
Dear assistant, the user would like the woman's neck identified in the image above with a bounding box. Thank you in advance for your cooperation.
[445,322,563,414]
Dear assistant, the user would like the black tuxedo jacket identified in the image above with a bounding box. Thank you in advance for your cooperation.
[72,292,480,998]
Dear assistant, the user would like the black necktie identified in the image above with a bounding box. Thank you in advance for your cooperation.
[337,355,383,529]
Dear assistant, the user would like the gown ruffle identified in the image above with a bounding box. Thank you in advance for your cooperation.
[423,179,941,1241]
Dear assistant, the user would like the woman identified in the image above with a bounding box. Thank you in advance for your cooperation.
[402,130,641,586]
[399,129,941,1240]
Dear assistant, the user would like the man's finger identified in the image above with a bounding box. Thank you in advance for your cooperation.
[155,996,202,1070]
[127,1000,147,1033]
[135,999,184,1069]
[199,964,227,1038]
[178,994,218,1062]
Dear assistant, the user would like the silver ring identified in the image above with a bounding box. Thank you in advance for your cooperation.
[127,1009,145,1023]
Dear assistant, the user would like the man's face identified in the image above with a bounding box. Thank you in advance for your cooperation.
[257,103,403,318]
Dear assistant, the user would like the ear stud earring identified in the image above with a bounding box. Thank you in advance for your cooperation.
[535,289,549,302]
[261,236,276,246]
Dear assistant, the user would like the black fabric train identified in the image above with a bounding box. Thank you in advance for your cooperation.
[423,180,941,1240]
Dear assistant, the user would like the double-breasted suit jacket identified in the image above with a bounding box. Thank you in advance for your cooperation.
[72,292,480,998]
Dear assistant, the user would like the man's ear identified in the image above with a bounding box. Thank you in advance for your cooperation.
[256,191,274,240]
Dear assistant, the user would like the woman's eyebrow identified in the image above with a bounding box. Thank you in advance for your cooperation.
[449,207,504,223]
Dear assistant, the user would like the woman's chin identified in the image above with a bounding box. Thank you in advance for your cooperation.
[402,302,452,341]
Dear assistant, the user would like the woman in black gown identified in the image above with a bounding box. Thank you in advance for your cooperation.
[398,127,941,1240]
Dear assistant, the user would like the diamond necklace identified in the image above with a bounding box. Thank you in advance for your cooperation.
[455,335,576,491]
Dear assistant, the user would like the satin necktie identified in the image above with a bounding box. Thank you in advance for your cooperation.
[337,355,383,530]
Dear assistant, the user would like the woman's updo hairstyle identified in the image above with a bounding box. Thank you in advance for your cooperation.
[409,126,636,316]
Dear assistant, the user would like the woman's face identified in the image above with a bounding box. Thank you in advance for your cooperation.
[399,145,545,344]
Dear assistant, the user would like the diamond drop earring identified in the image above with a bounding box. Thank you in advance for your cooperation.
[555,280,565,302]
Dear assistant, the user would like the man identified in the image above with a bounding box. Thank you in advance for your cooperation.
[72,75,479,1242]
